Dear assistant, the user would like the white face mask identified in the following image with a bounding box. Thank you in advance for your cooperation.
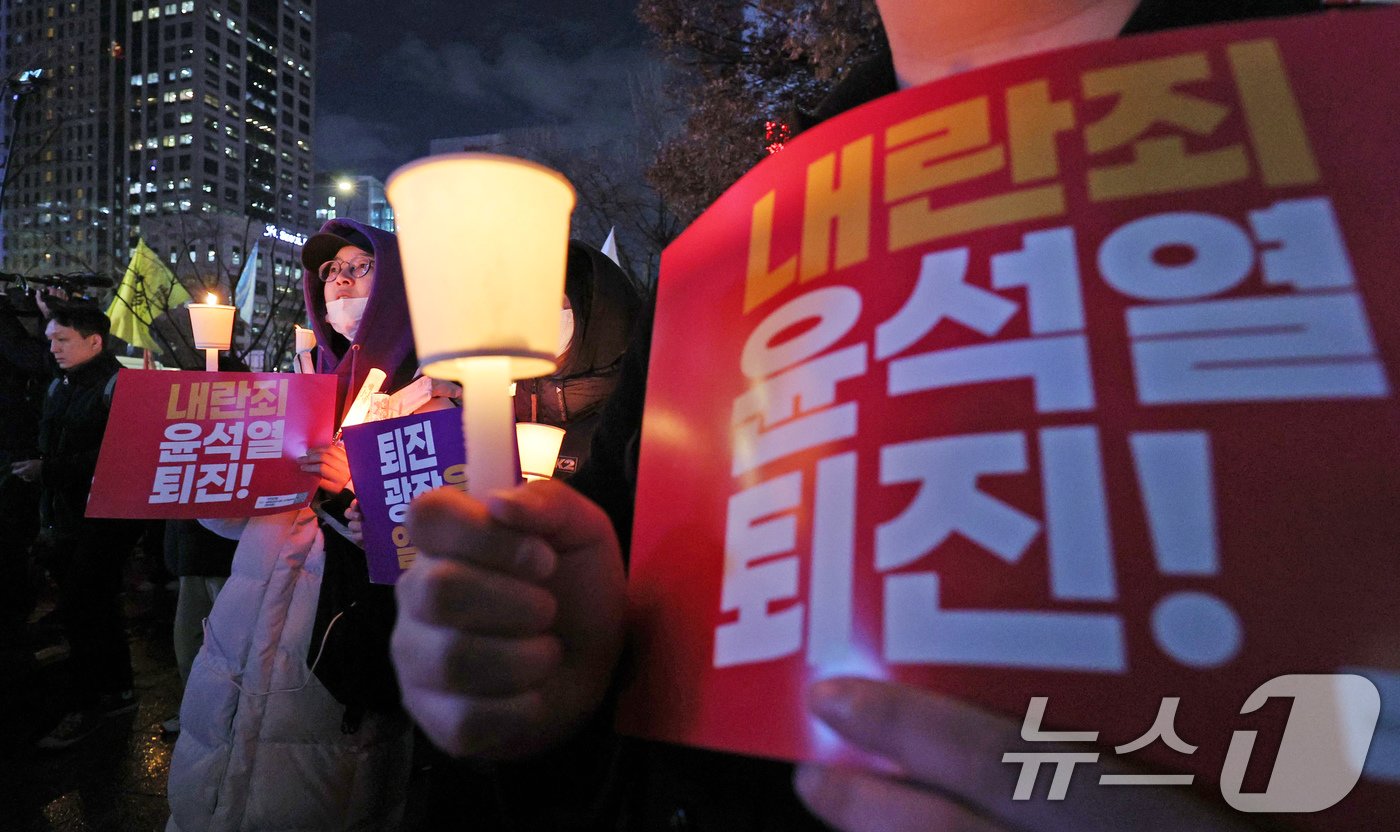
[557,308,575,357]
[325,297,369,341]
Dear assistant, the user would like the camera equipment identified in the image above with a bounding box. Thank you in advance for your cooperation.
[0,270,114,295]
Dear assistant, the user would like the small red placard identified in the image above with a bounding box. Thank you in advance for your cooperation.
[87,370,335,518]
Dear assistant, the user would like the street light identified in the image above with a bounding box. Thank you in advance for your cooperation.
[335,178,355,195]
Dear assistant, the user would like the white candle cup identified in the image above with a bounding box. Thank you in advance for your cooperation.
[516,422,567,481]
[387,153,576,495]
[295,324,317,353]
[293,325,317,374]
[189,297,235,372]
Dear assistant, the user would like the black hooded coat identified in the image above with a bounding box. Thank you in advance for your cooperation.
[513,240,643,478]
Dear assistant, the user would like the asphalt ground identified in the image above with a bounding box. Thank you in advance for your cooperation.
[0,565,181,832]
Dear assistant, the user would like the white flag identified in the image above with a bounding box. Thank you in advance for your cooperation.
[600,227,619,266]
[236,240,259,325]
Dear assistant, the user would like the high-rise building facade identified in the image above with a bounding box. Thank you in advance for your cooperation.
[1,0,316,362]
[312,172,393,232]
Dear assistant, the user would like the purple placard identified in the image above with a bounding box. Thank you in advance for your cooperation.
[342,407,465,584]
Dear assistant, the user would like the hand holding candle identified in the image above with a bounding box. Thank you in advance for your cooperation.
[386,153,576,495]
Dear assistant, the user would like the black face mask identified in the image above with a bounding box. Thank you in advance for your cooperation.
[1121,0,1326,35]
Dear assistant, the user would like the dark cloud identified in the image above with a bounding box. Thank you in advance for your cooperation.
[315,1,652,180]
[312,111,409,177]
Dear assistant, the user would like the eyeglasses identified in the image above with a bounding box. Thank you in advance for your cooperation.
[317,257,374,283]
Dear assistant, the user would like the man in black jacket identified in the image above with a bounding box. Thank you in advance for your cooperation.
[12,304,142,749]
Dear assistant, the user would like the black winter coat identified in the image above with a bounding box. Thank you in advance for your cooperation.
[513,240,642,479]
[163,519,237,578]
[38,351,121,538]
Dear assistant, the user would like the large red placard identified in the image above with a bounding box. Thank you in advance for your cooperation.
[622,10,1400,826]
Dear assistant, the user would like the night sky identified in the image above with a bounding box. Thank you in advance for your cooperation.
[313,0,654,181]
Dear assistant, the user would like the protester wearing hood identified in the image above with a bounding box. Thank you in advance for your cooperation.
[514,240,643,478]
[166,219,428,832]
[300,220,423,417]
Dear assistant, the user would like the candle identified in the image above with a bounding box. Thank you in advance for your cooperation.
[294,324,317,374]
[516,422,567,481]
[189,293,236,372]
[387,153,575,495]
[339,368,388,430]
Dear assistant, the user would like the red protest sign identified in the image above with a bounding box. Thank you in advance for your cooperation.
[620,10,1400,827]
[87,370,336,518]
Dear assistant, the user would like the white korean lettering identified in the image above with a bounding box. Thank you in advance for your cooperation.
[888,334,1096,412]
[715,472,803,667]
[1128,293,1389,404]
[1099,211,1253,301]
[806,452,857,667]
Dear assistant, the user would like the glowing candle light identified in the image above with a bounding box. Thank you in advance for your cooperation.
[516,422,567,482]
[189,292,236,372]
[387,153,575,495]
[293,324,317,374]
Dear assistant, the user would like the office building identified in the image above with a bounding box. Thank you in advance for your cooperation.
[1,0,315,359]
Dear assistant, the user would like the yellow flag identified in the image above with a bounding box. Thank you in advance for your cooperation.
[106,238,192,351]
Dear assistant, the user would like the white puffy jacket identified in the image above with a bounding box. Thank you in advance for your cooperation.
[166,507,412,831]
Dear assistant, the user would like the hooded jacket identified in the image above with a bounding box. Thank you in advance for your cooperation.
[302,218,419,419]
[514,240,643,477]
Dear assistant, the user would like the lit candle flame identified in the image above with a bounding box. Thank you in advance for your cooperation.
[206,293,217,304]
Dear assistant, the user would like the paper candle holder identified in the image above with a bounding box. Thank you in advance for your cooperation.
[516,422,567,481]
[387,153,576,382]
[189,299,236,350]
[387,153,576,495]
